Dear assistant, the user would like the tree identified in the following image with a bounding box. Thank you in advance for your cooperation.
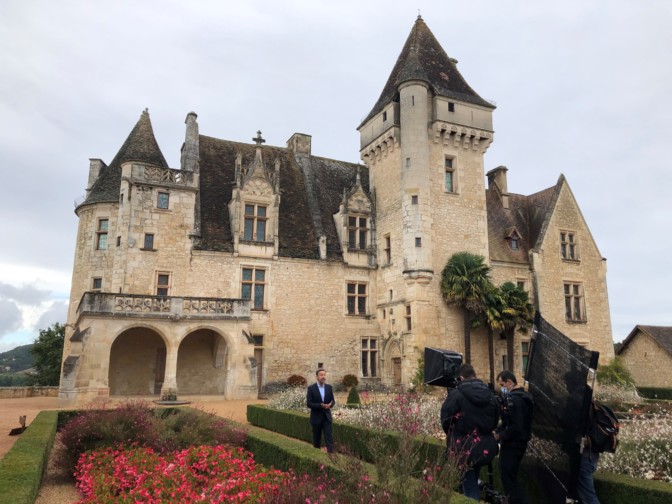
[480,288,506,386]
[498,282,534,372]
[29,322,65,386]
[440,252,494,364]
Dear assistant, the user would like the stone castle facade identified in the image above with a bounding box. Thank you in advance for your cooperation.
[59,17,614,403]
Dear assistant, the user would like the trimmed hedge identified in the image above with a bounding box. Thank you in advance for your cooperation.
[249,405,672,504]
[0,410,59,504]
[637,387,672,400]
[594,470,672,504]
[246,426,472,504]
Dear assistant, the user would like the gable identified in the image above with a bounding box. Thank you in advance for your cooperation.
[618,325,672,358]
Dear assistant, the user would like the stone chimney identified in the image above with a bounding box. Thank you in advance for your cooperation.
[180,112,199,172]
[286,133,311,155]
[86,159,106,197]
[486,165,509,209]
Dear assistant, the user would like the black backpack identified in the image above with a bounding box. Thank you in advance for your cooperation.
[587,402,620,453]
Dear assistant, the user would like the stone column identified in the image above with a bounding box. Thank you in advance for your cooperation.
[161,344,179,396]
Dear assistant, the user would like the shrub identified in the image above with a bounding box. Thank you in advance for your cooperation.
[75,445,285,502]
[342,373,359,388]
[268,385,309,412]
[346,386,362,406]
[597,357,635,387]
[287,374,307,387]
[59,401,247,473]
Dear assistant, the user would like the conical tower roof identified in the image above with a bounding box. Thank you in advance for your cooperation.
[79,109,168,207]
[108,108,168,169]
[360,16,494,127]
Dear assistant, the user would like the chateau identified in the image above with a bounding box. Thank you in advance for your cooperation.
[59,17,614,402]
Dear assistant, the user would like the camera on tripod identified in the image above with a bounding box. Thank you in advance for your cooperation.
[423,347,463,388]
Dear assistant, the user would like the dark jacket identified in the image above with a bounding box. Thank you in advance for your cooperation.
[441,378,499,440]
[496,387,533,448]
[306,382,335,425]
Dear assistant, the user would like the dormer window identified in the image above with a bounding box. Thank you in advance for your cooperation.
[505,228,522,251]
[348,215,369,250]
[244,204,268,242]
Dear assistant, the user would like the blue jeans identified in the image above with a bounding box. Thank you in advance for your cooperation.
[576,450,600,504]
[462,465,481,501]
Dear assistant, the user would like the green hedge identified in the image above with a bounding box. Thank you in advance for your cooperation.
[247,404,446,466]
[594,470,672,503]
[249,405,672,504]
[637,387,672,400]
[0,410,59,504]
[245,425,473,504]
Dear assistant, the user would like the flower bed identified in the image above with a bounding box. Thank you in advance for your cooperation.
[75,445,284,503]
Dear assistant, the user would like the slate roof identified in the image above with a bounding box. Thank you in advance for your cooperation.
[361,16,494,127]
[79,109,168,207]
[486,185,557,263]
[197,135,368,260]
[617,326,672,357]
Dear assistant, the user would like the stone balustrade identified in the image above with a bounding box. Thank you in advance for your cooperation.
[77,292,250,320]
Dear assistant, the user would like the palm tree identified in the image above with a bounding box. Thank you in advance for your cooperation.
[440,252,493,364]
[480,288,505,386]
[499,282,534,372]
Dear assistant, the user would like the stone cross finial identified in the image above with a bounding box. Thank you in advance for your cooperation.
[253,131,266,146]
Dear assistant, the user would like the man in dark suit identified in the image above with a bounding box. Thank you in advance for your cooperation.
[306,368,336,453]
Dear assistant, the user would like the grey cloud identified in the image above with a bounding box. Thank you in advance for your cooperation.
[36,301,68,331]
[0,298,22,337]
[0,282,52,305]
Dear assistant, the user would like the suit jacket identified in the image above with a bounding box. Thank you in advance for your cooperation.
[307,382,335,425]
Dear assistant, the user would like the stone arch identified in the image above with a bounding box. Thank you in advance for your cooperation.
[108,326,167,395]
[176,328,230,394]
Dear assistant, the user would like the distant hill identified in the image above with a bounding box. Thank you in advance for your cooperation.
[0,344,34,373]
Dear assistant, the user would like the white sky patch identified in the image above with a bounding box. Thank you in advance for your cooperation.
[0,264,71,298]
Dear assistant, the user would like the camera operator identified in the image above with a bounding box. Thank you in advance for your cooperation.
[494,370,534,504]
[441,364,499,501]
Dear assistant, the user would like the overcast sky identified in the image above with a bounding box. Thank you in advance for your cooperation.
[0,0,670,352]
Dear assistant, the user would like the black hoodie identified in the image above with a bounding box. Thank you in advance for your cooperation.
[440,378,499,439]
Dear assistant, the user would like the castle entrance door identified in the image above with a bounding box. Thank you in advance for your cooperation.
[392,357,402,385]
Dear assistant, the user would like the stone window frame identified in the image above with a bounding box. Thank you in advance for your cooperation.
[521,340,530,373]
[346,281,368,316]
[157,191,170,210]
[96,218,109,250]
[242,266,267,311]
[383,234,391,265]
[560,230,579,261]
[156,271,171,297]
[243,202,269,243]
[361,337,379,378]
[564,281,586,323]
[404,303,412,332]
[444,156,457,194]
[142,233,155,251]
[91,277,102,291]
[347,214,370,251]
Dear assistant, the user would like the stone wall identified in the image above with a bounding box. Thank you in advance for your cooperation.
[533,182,614,362]
[620,331,672,388]
[0,386,59,399]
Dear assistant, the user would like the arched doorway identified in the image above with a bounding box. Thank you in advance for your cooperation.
[109,327,166,395]
[176,329,228,394]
